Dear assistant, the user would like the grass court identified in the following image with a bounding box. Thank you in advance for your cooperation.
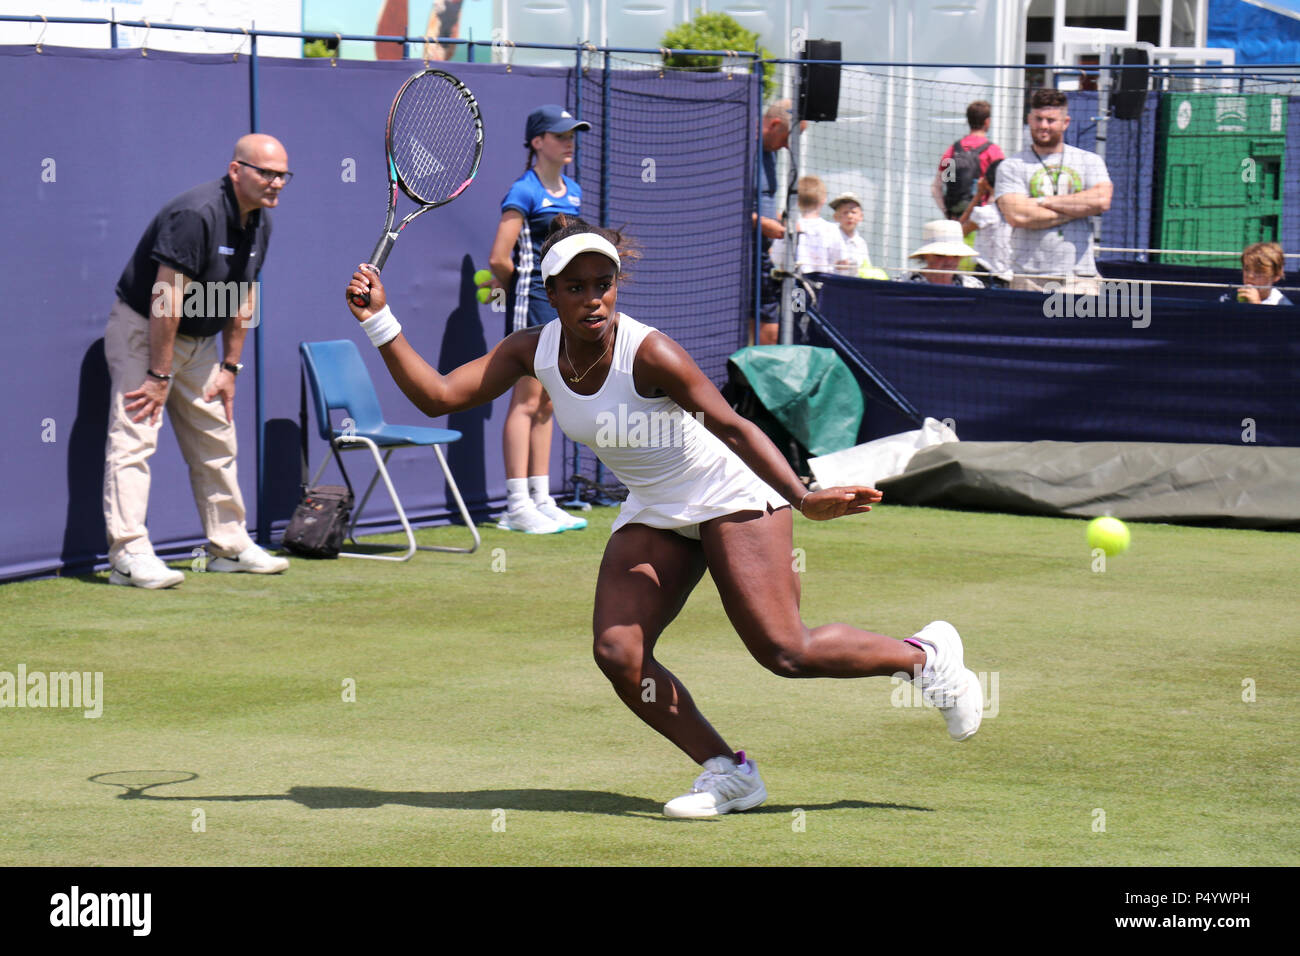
[1,504,1294,866]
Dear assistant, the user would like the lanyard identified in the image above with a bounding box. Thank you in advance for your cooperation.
[1030,147,1066,195]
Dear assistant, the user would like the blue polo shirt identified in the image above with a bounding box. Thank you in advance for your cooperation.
[501,169,582,330]
[116,175,272,338]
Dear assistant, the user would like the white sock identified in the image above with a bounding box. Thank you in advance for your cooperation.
[506,478,531,512]
[904,639,933,682]
[528,475,551,507]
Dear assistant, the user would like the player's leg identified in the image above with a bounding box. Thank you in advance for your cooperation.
[594,523,767,816]
[502,376,542,479]
[526,388,584,529]
[701,506,982,738]
[701,506,922,677]
[102,301,182,588]
[592,524,731,762]
[499,376,561,533]
[527,388,554,475]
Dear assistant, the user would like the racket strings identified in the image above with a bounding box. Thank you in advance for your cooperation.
[391,74,481,204]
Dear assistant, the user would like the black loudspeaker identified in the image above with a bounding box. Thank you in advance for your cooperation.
[799,39,841,122]
[1111,47,1150,121]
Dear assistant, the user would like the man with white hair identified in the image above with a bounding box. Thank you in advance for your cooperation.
[757,99,805,345]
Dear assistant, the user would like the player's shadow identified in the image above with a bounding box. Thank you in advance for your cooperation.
[432,255,493,520]
[744,800,932,814]
[90,773,932,817]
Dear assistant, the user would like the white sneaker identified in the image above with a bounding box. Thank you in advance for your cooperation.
[207,545,289,574]
[663,752,767,818]
[108,552,184,589]
[909,621,983,741]
[496,501,564,534]
[535,498,587,531]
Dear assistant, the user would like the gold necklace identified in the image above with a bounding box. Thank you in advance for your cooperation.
[563,328,613,383]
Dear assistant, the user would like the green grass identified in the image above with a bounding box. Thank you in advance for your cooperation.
[0,505,1295,866]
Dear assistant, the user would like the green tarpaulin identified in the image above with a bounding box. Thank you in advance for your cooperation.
[727,346,864,456]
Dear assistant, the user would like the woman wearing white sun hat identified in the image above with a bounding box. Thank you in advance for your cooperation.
[907,219,986,288]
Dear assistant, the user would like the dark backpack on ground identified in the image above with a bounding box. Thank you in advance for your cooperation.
[943,139,992,218]
[282,365,356,558]
[283,482,353,558]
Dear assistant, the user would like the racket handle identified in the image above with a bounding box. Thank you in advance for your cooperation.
[351,274,377,308]
[352,233,397,307]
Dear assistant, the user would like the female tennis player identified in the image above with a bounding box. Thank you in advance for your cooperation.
[346,217,983,818]
[484,105,591,534]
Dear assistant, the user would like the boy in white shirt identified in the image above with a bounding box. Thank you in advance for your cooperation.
[770,176,841,273]
[827,193,873,276]
[1218,242,1294,305]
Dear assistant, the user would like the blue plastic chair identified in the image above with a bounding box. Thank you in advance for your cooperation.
[299,340,480,560]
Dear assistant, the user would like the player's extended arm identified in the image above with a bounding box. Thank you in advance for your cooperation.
[345,266,531,418]
[996,192,1072,230]
[488,210,524,288]
[1039,181,1112,219]
[635,331,881,521]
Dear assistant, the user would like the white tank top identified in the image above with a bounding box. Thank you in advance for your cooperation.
[534,314,786,532]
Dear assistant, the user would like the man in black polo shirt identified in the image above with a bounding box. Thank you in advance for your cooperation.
[103,133,291,588]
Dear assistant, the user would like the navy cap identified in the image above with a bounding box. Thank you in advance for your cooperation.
[525,105,591,142]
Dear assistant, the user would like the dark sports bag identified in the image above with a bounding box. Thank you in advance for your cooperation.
[282,364,355,558]
[283,483,353,558]
[942,139,991,218]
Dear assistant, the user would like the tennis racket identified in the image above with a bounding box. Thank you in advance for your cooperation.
[352,68,485,307]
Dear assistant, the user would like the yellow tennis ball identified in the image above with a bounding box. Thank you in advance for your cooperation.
[473,269,492,287]
[1087,516,1130,557]
[476,286,492,304]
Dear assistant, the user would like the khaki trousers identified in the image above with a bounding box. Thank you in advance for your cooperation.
[102,300,253,562]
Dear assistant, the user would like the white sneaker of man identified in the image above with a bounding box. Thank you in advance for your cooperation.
[535,498,587,531]
[207,544,290,574]
[108,552,184,590]
[496,500,565,534]
[909,620,983,741]
[663,752,767,818]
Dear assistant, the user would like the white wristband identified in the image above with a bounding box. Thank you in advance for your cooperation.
[360,305,401,348]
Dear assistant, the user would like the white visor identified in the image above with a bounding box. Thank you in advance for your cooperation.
[540,233,621,282]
